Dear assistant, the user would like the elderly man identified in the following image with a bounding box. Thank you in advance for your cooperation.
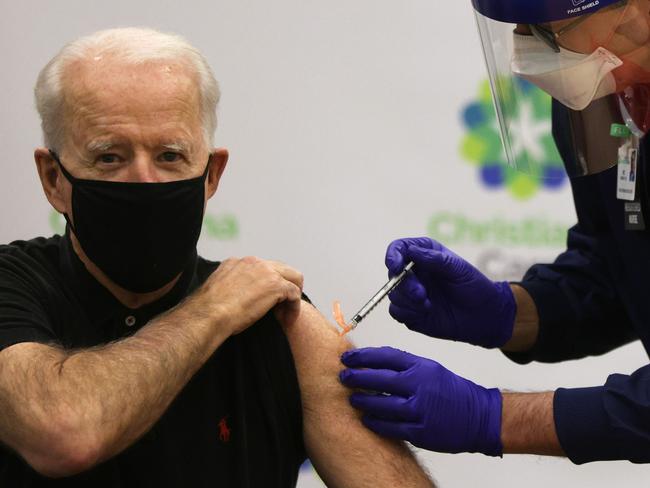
[0,28,433,487]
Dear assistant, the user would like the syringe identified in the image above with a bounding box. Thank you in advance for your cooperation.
[348,261,415,330]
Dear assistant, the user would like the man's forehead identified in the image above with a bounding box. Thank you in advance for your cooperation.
[63,56,200,109]
[61,56,204,147]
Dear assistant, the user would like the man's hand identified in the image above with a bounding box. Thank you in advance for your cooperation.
[340,346,503,456]
[386,237,516,348]
[192,257,303,336]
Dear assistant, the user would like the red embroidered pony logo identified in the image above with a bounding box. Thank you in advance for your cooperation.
[218,416,231,443]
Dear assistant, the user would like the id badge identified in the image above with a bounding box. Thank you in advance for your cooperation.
[617,141,639,201]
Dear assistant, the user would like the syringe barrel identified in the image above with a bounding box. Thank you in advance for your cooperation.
[350,261,415,327]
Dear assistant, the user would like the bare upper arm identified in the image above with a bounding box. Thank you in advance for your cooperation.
[279,302,435,488]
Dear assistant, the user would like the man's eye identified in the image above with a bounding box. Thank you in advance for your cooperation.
[160,152,183,163]
[98,154,120,164]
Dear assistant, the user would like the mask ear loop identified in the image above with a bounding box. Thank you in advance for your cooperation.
[48,149,78,184]
[201,155,211,181]
[47,149,79,237]
[529,24,561,53]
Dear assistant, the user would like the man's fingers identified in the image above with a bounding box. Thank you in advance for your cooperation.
[273,296,302,326]
[216,257,239,273]
[284,282,303,302]
[268,260,304,290]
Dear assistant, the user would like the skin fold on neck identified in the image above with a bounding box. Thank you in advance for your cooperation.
[69,231,181,309]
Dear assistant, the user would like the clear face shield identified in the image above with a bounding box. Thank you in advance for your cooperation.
[472,0,650,177]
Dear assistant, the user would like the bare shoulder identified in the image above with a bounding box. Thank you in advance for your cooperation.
[278,301,351,403]
[280,299,348,351]
[277,301,435,488]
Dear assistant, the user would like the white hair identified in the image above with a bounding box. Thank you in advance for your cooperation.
[34,27,220,151]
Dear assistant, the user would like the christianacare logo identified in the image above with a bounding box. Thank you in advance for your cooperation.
[460,78,567,200]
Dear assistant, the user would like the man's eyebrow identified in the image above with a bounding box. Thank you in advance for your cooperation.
[84,141,193,153]
[161,142,192,153]
[86,140,118,153]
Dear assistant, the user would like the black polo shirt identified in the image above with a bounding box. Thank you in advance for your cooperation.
[0,233,306,487]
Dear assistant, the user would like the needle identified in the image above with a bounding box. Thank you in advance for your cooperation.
[348,261,415,330]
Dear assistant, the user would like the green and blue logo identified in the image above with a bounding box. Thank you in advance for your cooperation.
[460,78,567,200]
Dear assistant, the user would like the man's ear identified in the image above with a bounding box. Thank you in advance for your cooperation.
[34,148,69,214]
[206,148,229,200]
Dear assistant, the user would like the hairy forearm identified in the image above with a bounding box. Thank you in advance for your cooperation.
[501,392,564,456]
[60,298,228,459]
[0,296,229,476]
[502,284,539,353]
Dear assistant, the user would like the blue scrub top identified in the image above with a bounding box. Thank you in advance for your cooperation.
[506,99,650,464]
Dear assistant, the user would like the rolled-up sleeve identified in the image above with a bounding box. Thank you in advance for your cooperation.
[554,363,650,463]
[505,225,637,364]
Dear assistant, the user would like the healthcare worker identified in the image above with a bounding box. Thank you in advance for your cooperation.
[340,0,650,464]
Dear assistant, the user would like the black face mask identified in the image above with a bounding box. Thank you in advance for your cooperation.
[50,150,209,293]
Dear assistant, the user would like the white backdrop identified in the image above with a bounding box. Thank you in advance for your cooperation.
[1,1,649,486]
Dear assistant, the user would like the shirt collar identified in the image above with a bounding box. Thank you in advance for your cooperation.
[58,227,199,328]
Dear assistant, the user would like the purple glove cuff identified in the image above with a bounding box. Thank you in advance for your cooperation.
[487,281,517,349]
[477,387,504,457]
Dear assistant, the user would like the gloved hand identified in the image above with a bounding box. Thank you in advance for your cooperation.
[339,346,503,456]
[386,237,516,348]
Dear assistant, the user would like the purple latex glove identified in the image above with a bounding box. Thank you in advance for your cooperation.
[340,346,503,456]
[386,237,516,348]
